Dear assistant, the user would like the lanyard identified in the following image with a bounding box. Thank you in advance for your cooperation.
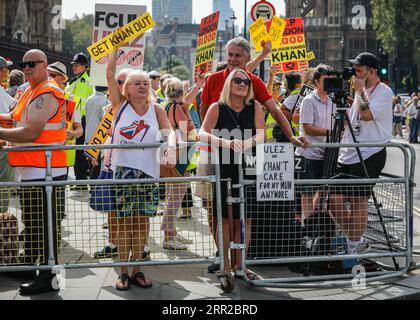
[366,81,381,99]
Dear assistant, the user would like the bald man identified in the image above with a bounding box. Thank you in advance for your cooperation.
[0,49,67,295]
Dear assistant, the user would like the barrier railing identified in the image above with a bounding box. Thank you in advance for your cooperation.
[225,143,415,289]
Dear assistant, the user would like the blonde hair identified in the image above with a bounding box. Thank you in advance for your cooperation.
[392,96,400,105]
[302,68,316,87]
[164,77,184,100]
[122,70,155,104]
[219,69,254,106]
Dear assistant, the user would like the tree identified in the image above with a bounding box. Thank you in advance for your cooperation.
[62,14,94,56]
[371,0,420,65]
[171,65,191,80]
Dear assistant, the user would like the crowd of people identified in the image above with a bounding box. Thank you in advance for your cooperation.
[0,35,402,295]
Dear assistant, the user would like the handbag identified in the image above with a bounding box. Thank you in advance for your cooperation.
[89,101,129,212]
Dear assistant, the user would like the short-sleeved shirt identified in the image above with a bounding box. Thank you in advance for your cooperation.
[338,82,393,165]
[282,93,299,112]
[200,68,272,109]
[295,90,335,160]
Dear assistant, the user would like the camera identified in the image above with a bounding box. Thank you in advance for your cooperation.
[323,67,356,94]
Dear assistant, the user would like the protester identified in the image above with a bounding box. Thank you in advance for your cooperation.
[66,53,94,188]
[106,48,176,290]
[6,70,25,98]
[48,61,83,172]
[408,97,420,143]
[0,49,67,295]
[200,68,265,280]
[156,73,173,100]
[148,70,161,102]
[330,52,393,254]
[392,96,403,138]
[295,64,335,220]
[0,56,12,87]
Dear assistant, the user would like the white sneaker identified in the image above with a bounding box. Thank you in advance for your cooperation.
[355,238,370,254]
[176,233,193,244]
[163,238,188,250]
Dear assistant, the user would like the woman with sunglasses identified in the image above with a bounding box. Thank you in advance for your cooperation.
[200,69,265,281]
[107,48,176,291]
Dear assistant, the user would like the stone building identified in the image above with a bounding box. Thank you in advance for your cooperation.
[0,0,62,52]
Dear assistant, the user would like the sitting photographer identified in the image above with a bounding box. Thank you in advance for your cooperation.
[295,64,335,221]
[330,52,393,254]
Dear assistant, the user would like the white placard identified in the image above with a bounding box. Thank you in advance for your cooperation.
[256,143,294,201]
[90,4,147,87]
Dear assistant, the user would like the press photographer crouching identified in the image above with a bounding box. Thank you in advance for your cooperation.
[295,64,336,221]
[329,52,393,254]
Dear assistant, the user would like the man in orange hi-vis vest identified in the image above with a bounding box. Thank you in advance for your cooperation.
[0,49,67,296]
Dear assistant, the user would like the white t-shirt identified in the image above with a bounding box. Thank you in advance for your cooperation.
[0,86,15,112]
[295,90,335,160]
[338,82,393,165]
[282,94,299,112]
[112,102,160,178]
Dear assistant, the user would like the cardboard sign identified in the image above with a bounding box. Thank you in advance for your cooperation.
[87,11,154,62]
[249,18,270,53]
[84,105,113,160]
[307,51,315,61]
[194,12,220,78]
[269,16,286,48]
[256,143,295,201]
[270,18,308,73]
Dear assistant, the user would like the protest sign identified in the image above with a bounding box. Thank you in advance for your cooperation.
[291,84,315,114]
[268,16,286,48]
[194,11,220,78]
[256,143,294,201]
[307,51,315,60]
[89,4,152,86]
[249,18,270,53]
[84,105,113,160]
[270,17,308,73]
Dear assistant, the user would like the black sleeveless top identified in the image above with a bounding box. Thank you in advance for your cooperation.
[214,100,256,181]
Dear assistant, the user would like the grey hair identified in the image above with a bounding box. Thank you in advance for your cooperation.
[219,69,254,107]
[225,37,251,57]
[164,77,184,100]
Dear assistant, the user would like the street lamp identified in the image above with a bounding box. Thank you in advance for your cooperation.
[218,35,223,62]
[230,11,237,39]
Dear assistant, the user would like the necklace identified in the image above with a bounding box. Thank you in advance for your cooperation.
[226,105,242,130]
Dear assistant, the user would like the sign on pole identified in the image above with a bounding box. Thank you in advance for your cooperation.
[251,0,276,22]
[194,11,220,78]
[256,143,295,201]
[270,17,308,73]
[89,4,152,86]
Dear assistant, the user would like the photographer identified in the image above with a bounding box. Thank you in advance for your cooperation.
[330,52,393,254]
[295,64,335,220]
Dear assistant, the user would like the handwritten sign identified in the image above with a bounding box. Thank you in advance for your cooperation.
[256,143,294,201]
[249,18,270,53]
[269,16,286,48]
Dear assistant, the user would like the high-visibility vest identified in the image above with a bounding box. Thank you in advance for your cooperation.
[265,102,280,142]
[156,88,165,100]
[66,71,93,117]
[64,92,82,166]
[8,80,67,168]
[289,89,300,135]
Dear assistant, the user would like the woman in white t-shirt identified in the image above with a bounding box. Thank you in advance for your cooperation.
[107,49,176,291]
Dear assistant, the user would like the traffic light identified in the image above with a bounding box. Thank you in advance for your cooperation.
[378,46,389,81]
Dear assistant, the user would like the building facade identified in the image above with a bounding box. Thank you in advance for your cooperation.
[213,0,233,31]
[285,0,378,70]
[152,0,193,24]
[0,0,62,52]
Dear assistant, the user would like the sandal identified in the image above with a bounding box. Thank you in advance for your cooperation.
[131,272,153,289]
[116,273,131,291]
[245,270,262,281]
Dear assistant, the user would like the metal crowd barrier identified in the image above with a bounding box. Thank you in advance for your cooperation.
[224,143,415,289]
[0,143,233,288]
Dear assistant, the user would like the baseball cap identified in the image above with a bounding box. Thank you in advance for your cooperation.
[149,70,161,78]
[347,52,379,69]
[71,53,89,66]
[0,56,13,68]
[47,61,69,82]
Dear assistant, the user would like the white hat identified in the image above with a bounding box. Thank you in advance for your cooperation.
[47,61,68,82]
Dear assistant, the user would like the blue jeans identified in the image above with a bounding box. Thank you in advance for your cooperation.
[410,119,419,142]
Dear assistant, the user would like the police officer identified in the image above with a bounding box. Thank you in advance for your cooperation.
[66,53,93,188]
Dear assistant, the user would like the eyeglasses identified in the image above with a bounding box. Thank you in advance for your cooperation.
[232,77,251,86]
[19,61,44,69]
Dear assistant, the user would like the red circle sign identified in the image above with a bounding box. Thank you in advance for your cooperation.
[251,0,276,22]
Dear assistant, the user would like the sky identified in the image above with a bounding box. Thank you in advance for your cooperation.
[62,0,286,28]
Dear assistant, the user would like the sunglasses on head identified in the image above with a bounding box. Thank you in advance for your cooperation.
[19,60,44,69]
[232,77,251,86]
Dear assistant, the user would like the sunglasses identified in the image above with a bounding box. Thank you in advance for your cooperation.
[49,73,61,78]
[232,77,251,86]
[19,60,44,69]
[150,76,160,80]
[117,80,125,85]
